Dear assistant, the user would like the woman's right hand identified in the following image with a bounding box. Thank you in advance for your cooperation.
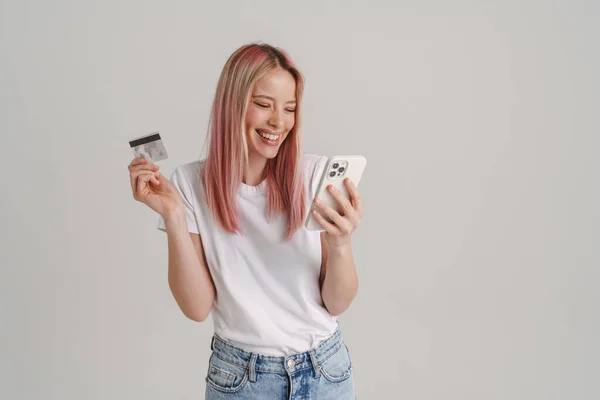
[128,157,184,217]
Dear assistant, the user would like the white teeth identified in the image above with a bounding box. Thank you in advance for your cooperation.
[257,130,278,141]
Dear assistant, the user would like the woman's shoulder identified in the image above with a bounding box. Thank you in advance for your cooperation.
[303,154,328,194]
[303,153,327,172]
[175,159,205,174]
[169,159,205,191]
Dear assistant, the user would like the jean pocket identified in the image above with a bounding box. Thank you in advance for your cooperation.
[205,353,249,393]
[319,343,353,383]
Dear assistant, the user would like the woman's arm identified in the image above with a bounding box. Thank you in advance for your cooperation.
[320,232,358,316]
[164,210,216,322]
[313,178,364,317]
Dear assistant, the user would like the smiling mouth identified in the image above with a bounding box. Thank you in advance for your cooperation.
[255,129,282,145]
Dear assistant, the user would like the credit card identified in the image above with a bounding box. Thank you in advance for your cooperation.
[129,132,168,162]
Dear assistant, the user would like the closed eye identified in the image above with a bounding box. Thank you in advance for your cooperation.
[254,102,296,113]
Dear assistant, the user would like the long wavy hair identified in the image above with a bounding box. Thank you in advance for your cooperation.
[201,43,306,241]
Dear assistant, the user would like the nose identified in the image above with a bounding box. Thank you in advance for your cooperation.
[268,109,285,130]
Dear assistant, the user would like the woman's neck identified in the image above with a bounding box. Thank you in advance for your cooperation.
[243,153,268,186]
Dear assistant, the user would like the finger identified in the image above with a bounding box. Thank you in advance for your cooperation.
[344,179,364,218]
[146,160,158,169]
[311,208,341,235]
[135,171,161,198]
[153,171,168,186]
[326,185,354,218]
[129,161,159,172]
[149,172,161,186]
[129,165,160,192]
[131,170,153,193]
[314,199,352,234]
[135,172,149,198]
[133,174,150,201]
[129,157,147,168]
[132,171,160,195]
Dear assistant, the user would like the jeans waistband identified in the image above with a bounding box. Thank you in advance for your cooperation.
[209,325,345,378]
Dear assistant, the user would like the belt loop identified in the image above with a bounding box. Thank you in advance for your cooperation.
[210,336,215,351]
[248,353,259,383]
[309,349,321,379]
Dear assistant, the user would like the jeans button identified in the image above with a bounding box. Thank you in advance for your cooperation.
[287,359,295,369]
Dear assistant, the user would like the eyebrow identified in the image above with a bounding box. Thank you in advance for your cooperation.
[253,95,296,104]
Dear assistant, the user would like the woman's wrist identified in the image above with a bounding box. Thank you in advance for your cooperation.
[163,206,185,224]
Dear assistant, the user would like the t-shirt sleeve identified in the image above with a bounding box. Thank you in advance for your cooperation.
[309,155,328,200]
[156,166,200,234]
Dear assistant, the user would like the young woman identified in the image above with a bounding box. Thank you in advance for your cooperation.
[127,43,363,399]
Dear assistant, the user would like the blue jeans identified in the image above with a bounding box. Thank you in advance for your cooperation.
[205,325,356,399]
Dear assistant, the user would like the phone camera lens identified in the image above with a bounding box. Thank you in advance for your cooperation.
[338,167,345,173]
[329,171,336,177]
[332,163,339,169]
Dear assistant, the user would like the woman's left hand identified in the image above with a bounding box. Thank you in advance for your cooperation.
[311,178,364,249]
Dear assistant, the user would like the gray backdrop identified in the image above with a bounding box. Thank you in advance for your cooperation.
[1,0,598,399]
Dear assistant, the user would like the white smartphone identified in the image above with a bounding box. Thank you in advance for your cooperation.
[305,155,367,231]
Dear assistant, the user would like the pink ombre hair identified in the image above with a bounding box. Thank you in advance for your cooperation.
[201,43,306,241]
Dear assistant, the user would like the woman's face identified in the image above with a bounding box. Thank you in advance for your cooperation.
[245,67,297,161]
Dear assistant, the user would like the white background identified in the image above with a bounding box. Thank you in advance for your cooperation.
[1,0,598,398]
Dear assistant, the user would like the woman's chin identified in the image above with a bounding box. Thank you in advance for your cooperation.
[251,140,284,159]
[259,149,280,159]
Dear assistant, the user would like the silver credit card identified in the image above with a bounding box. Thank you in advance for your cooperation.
[128,132,168,162]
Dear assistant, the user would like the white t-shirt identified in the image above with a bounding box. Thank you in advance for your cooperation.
[157,154,339,356]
